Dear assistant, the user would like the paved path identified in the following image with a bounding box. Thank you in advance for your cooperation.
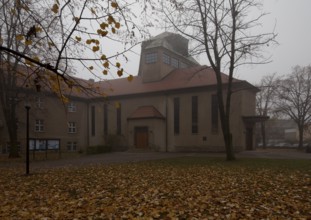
[32,149,311,169]
[237,148,311,159]
[1,149,310,170]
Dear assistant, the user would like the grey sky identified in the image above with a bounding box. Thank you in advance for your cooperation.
[236,0,311,83]
[77,0,311,85]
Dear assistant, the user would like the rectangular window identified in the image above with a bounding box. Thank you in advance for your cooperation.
[35,119,44,132]
[192,96,198,134]
[174,97,180,135]
[91,106,95,136]
[145,52,157,64]
[171,57,179,68]
[211,94,219,133]
[35,97,44,109]
[67,142,77,151]
[163,53,170,64]
[68,102,76,112]
[68,122,77,133]
[116,105,121,135]
[104,104,108,135]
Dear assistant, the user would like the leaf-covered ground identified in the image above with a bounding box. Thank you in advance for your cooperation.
[0,157,310,219]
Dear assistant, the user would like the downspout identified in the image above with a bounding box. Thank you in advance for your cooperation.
[165,93,168,152]
[86,101,90,148]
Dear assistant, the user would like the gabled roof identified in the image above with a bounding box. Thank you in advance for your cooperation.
[97,65,255,97]
[128,106,165,120]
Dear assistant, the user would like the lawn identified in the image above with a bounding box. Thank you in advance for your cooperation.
[0,157,310,219]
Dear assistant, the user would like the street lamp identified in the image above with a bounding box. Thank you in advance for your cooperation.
[24,101,31,175]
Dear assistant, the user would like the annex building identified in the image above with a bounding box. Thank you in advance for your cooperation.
[0,32,260,153]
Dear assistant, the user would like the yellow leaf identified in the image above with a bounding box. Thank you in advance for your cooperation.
[115,22,120,29]
[25,40,32,46]
[127,75,134,82]
[92,46,100,52]
[61,95,69,103]
[86,39,92,44]
[102,70,108,75]
[25,59,33,66]
[116,62,121,68]
[108,16,114,24]
[115,101,120,109]
[89,66,94,70]
[100,22,108,29]
[101,55,107,60]
[103,61,109,68]
[74,17,80,23]
[117,68,123,77]
[10,8,16,15]
[90,8,96,15]
[16,35,24,41]
[51,4,59,13]
[100,31,108,37]
[111,27,116,34]
[75,36,81,42]
[111,2,118,8]
[33,56,40,62]
[94,39,100,45]
[35,27,43,33]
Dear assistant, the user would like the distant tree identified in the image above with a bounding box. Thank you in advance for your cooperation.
[148,0,277,160]
[0,0,144,157]
[256,73,278,148]
[274,65,311,149]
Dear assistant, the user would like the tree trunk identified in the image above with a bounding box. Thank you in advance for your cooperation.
[222,113,235,161]
[5,100,20,158]
[260,121,266,149]
[298,125,304,150]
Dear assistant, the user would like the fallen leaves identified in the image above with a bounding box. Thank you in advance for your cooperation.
[0,160,310,219]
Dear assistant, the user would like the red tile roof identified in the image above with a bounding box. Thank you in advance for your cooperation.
[128,106,165,120]
[98,65,245,97]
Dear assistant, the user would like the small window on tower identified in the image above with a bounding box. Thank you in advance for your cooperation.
[163,53,170,65]
[171,57,179,68]
[145,53,158,64]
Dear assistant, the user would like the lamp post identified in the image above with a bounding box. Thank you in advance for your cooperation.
[24,101,31,175]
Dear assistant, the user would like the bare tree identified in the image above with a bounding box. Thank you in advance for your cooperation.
[256,73,278,148]
[148,0,277,160]
[274,65,311,149]
[0,0,145,157]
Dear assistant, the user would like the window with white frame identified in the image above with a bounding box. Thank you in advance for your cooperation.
[171,57,179,68]
[68,102,76,112]
[68,122,77,133]
[35,119,44,132]
[35,97,44,109]
[67,141,77,151]
[163,53,170,65]
[145,53,157,64]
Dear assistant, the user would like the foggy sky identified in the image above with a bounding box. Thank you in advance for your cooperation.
[237,0,311,84]
[77,0,311,85]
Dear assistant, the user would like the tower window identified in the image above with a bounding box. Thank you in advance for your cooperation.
[171,57,179,68]
[145,53,157,64]
[163,53,170,65]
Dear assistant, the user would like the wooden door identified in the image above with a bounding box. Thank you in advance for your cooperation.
[245,128,253,150]
[135,127,149,148]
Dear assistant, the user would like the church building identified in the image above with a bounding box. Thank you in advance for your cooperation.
[0,32,259,153]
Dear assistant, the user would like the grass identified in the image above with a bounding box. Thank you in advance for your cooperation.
[153,156,311,172]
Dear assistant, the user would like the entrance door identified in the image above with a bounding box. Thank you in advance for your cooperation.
[134,127,149,148]
[245,128,253,150]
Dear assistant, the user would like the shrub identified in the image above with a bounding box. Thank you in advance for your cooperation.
[86,145,111,154]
